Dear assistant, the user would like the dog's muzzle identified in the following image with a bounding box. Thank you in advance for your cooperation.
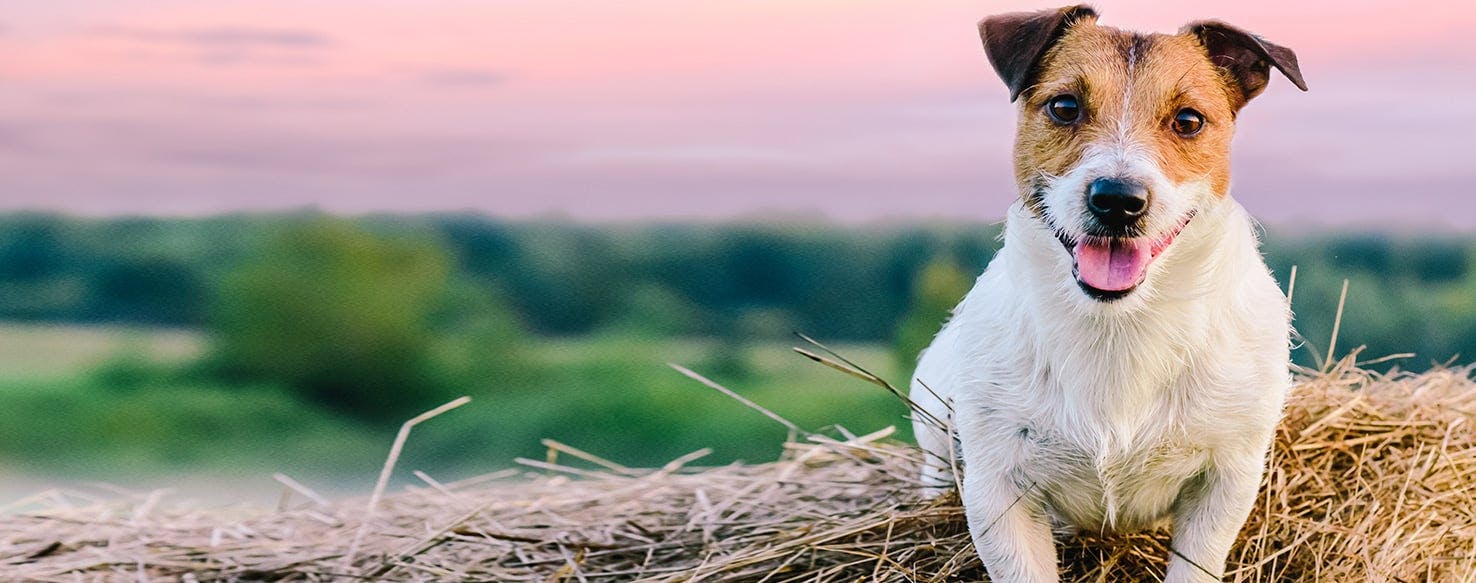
[1051,177,1193,302]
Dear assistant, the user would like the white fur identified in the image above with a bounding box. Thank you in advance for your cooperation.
[910,187,1292,582]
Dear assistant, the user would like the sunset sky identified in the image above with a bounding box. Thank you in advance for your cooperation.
[3,0,1473,226]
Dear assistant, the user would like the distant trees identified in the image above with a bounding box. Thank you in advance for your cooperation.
[208,218,524,421]
[0,214,238,324]
[91,257,204,325]
[1,212,1475,373]
[208,219,449,420]
[893,258,974,374]
[0,217,79,320]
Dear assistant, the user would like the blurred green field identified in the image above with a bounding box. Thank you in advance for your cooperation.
[0,323,908,483]
[0,324,203,381]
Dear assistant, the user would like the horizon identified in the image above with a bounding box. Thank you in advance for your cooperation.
[6,206,1472,237]
[4,1,1475,227]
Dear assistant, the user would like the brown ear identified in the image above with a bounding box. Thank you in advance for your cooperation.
[1183,20,1307,109]
[979,5,1097,102]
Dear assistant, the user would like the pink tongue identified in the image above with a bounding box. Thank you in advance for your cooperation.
[1074,239,1151,291]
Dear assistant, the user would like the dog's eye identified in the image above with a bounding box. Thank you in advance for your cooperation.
[1172,108,1205,137]
[1045,94,1081,125]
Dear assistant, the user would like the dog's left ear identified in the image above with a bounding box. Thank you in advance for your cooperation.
[1183,21,1307,109]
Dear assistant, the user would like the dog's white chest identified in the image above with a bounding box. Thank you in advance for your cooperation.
[1023,421,1210,532]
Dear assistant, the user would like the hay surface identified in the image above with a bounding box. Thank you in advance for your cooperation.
[3,360,1475,581]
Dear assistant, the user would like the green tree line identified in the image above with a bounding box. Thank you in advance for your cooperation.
[1,212,1472,373]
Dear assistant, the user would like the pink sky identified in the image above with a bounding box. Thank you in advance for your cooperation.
[2,1,1474,226]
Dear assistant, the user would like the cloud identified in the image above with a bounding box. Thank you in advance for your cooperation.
[89,25,333,67]
[418,68,509,88]
[90,25,333,49]
[192,51,324,68]
[104,120,557,178]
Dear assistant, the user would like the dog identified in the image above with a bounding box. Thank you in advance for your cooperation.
[908,6,1304,582]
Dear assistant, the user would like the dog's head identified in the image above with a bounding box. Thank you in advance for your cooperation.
[981,6,1305,301]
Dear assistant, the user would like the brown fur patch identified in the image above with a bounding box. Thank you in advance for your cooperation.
[1012,19,1240,205]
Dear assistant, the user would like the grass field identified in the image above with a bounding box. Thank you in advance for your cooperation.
[0,323,910,490]
[0,324,203,381]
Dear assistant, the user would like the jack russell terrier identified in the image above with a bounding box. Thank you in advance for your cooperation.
[909,6,1304,582]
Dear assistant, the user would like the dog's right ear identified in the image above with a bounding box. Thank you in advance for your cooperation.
[979,5,1097,102]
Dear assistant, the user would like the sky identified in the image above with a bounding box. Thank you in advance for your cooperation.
[2,0,1474,226]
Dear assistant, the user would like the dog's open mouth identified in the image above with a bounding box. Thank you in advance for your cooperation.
[1058,213,1194,301]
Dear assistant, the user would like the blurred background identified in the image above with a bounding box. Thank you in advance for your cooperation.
[2,0,1474,498]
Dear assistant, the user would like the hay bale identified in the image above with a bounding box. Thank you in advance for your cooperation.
[2,360,1474,581]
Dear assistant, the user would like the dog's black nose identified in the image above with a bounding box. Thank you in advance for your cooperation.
[1086,178,1149,228]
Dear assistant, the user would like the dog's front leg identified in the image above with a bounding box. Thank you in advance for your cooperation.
[1165,455,1264,583]
[961,470,1057,583]
[956,403,1057,582]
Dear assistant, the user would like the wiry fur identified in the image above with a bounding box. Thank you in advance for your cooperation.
[911,7,1302,583]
